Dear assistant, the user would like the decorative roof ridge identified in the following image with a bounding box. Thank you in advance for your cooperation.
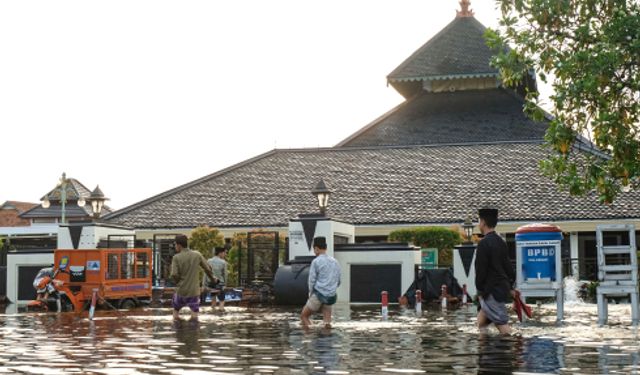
[387,16,486,82]
[456,0,474,18]
[389,72,499,83]
[104,149,279,220]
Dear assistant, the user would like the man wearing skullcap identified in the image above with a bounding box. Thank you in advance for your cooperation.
[475,208,516,334]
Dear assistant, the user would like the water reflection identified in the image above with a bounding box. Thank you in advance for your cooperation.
[1,303,640,373]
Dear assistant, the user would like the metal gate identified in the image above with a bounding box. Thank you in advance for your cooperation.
[240,231,280,286]
[152,234,177,286]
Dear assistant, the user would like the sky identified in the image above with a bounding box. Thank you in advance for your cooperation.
[0,1,512,210]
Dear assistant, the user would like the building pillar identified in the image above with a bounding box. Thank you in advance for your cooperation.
[570,232,579,278]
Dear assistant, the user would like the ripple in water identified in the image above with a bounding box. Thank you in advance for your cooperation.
[0,303,638,373]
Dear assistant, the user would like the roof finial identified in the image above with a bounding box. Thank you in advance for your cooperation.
[456,0,474,18]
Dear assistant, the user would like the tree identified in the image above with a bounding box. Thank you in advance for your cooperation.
[486,0,640,203]
[388,227,463,267]
[189,226,224,260]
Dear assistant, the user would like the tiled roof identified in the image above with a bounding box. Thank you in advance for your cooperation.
[104,142,640,229]
[19,204,112,219]
[1,201,38,213]
[39,178,92,202]
[336,89,548,147]
[387,16,497,84]
[20,178,112,220]
[0,201,37,227]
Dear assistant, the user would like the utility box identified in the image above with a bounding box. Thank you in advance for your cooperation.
[516,223,564,321]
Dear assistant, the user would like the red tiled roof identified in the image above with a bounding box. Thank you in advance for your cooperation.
[0,201,38,227]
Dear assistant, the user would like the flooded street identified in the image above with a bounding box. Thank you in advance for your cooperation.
[1,302,640,374]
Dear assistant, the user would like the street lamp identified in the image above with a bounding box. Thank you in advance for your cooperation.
[311,179,331,216]
[41,172,85,224]
[463,216,474,244]
[87,185,109,219]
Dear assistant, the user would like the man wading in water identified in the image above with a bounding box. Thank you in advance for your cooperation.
[475,208,517,335]
[301,237,341,329]
[170,234,218,321]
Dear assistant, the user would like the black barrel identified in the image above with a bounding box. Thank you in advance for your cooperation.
[274,256,314,305]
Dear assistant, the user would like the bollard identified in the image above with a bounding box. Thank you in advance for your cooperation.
[415,289,422,315]
[462,284,468,305]
[89,289,98,321]
[381,291,389,319]
[441,284,447,310]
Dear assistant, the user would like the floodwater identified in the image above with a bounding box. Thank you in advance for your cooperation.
[1,301,640,374]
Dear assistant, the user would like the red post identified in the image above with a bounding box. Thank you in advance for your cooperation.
[415,289,423,315]
[462,284,468,304]
[381,291,389,319]
[89,289,98,320]
[441,284,448,309]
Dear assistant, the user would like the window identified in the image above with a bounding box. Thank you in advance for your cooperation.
[106,253,119,280]
[136,252,149,278]
[121,252,135,279]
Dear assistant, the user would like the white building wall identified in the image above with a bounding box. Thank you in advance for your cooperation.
[6,251,54,304]
[334,250,419,303]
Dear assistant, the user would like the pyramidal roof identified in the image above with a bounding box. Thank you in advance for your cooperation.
[387,3,499,98]
[39,176,92,202]
[20,175,113,220]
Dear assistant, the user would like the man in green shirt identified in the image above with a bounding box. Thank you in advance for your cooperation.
[170,234,217,320]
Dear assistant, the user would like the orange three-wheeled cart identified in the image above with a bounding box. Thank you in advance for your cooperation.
[52,248,153,311]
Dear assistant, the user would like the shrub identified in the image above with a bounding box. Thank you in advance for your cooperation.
[189,226,224,260]
[388,227,462,267]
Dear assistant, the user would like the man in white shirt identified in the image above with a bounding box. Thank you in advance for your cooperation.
[301,236,341,329]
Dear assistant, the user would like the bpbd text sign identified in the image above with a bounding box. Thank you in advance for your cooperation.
[522,241,557,281]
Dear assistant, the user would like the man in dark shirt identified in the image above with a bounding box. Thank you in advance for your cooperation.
[474,208,516,334]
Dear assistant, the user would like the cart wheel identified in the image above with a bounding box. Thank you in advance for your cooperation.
[119,299,137,309]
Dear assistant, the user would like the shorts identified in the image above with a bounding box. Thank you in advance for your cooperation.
[172,294,200,312]
[200,284,226,303]
[216,287,226,302]
[305,293,332,313]
[480,294,509,326]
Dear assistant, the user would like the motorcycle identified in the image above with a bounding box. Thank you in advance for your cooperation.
[26,266,75,312]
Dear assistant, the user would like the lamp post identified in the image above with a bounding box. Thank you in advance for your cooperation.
[87,185,109,219]
[311,179,332,216]
[41,172,86,224]
[463,216,475,244]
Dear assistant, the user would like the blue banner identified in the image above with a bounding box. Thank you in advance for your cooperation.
[522,245,556,281]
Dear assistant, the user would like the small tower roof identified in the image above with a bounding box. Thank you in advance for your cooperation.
[387,3,499,98]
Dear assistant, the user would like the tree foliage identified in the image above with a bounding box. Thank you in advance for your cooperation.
[388,227,463,267]
[486,0,640,203]
[189,226,224,260]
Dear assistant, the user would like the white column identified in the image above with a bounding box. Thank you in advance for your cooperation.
[570,232,579,278]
